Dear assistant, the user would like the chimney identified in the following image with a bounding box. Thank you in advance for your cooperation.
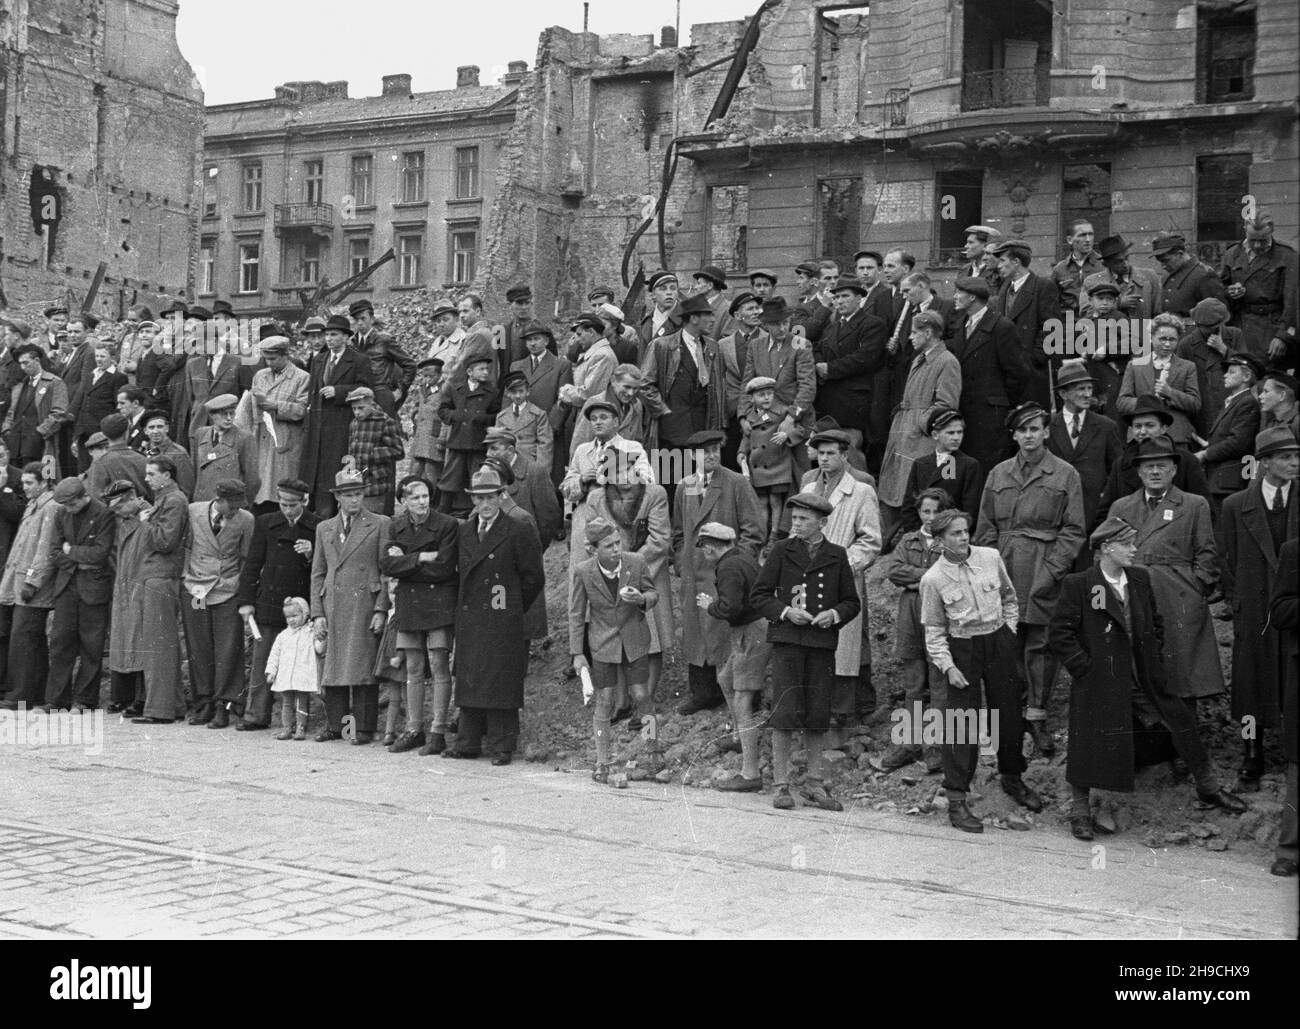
[274,84,300,101]
[660,26,677,48]
[456,65,480,88]
[501,60,528,85]
[325,80,349,98]
[382,73,412,97]
[300,81,327,102]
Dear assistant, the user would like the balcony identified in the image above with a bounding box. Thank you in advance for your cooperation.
[273,202,334,238]
[961,67,1050,112]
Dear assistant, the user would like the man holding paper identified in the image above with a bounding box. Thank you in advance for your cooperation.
[247,335,310,515]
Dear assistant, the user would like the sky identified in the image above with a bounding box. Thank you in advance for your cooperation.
[177,0,767,105]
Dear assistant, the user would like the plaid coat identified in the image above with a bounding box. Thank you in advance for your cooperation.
[347,410,405,499]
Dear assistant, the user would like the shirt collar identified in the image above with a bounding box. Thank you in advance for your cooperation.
[1101,567,1127,590]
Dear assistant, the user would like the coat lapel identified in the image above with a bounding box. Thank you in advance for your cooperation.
[1239,483,1277,566]
[1086,565,1130,636]
[338,509,376,564]
[461,514,508,576]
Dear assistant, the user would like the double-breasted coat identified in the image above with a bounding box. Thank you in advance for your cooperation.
[192,424,260,504]
[1201,389,1261,496]
[672,466,765,667]
[247,361,310,506]
[1115,355,1201,446]
[974,451,1086,625]
[948,310,1029,473]
[300,347,375,511]
[379,509,459,631]
[569,551,658,663]
[812,305,888,438]
[1097,439,1211,522]
[1106,486,1223,698]
[900,449,985,534]
[1049,565,1181,792]
[991,272,1062,410]
[3,371,69,475]
[877,343,962,507]
[453,513,545,709]
[310,508,391,686]
[1221,480,1298,730]
[235,510,321,629]
[750,536,861,649]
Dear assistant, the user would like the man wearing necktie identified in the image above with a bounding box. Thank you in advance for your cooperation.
[301,314,375,517]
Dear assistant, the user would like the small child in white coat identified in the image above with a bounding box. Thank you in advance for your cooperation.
[267,597,322,740]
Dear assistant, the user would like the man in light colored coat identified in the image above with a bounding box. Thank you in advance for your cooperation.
[246,336,310,512]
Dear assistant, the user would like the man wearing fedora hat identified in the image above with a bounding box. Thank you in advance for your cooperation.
[1221,426,1299,790]
[1152,232,1227,322]
[1082,235,1161,320]
[1104,436,1225,708]
[1046,361,1123,568]
[1098,394,1211,519]
[301,313,375,517]
[1194,352,1263,518]
[692,265,735,340]
[1218,212,1299,367]
[638,271,682,348]
[1177,298,1248,437]
[311,469,390,744]
[447,463,544,764]
[812,274,888,451]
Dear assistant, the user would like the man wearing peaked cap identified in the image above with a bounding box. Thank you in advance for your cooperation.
[302,306,376,516]
[747,268,778,301]
[1220,422,1299,791]
[503,285,541,367]
[493,364,553,472]
[640,271,682,348]
[1154,231,1227,320]
[975,394,1085,758]
[898,407,983,534]
[248,326,311,511]
[1194,350,1263,518]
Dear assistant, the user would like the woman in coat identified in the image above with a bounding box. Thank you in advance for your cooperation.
[1115,313,1201,447]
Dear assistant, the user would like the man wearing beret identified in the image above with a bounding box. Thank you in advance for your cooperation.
[247,336,311,513]
[1193,353,1263,518]
[1049,517,1245,841]
[193,393,260,505]
[1221,427,1299,790]
[182,478,254,728]
[1260,371,1300,438]
[42,478,115,711]
[638,271,682,349]
[989,239,1062,410]
[301,313,375,517]
[346,386,404,516]
[751,492,861,811]
[975,402,1086,756]
[1218,213,1299,368]
[1153,232,1227,322]
[949,275,1029,473]
[1177,298,1248,438]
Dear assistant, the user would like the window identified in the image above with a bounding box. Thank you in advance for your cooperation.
[1060,164,1111,256]
[202,166,218,218]
[349,237,371,278]
[301,240,322,284]
[454,146,480,199]
[1196,153,1251,265]
[1198,7,1256,103]
[241,162,262,212]
[401,151,425,202]
[933,170,984,264]
[238,241,260,292]
[706,185,749,273]
[817,177,862,264]
[451,226,477,284]
[199,237,216,294]
[398,233,423,286]
[350,155,373,207]
[304,159,323,204]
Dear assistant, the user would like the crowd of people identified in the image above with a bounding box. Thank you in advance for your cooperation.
[0,211,1296,877]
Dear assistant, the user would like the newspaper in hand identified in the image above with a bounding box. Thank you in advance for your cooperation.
[262,410,278,448]
[579,666,594,706]
[246,615,262,641]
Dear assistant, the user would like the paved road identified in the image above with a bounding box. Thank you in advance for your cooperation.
[1,715,1294,938]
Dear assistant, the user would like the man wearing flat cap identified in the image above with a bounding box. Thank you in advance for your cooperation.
[974,402,1085,756]
[989,239,1062,410]
[960,225,1003,288]
[1221,426,1299,789]
[791,259,836,343]
[193,392,260,505]
[1049,516,1245,841]
[346,386,404,516]
[949,275,1030,473]
[1218,212,1299,367]
[1260,370,1300,438]
[1152,232,1227,321]
[174,311,253,459]
[246,335,311,513]
[1176,298,1248,437]
[638,271,681,348]
[301,313,375,517]
[181,478,254,728]
[502,285,541,368]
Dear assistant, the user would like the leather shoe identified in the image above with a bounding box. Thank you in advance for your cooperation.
[1169,756,1190,781]
[1070,815,1095,841]
[491,753,512,766]
[389,730,425,753]
[948,798,984,833]
[715,736,742,755]
[419,732,446,756]
[132,716,174,724]
[207,710,230,729]
[1270,857,1298,877]
[715,773,762,793]
[1001,775,1044,812]
[1197,788,1248,814]
[315,729,342,742]
[1028,722,1055,757]
[610,705,633,724]
[800,782,843,811]
[772,785,795,810]
[442,748,480,759]
[107,702,127,714]
[236,721,268,732]
[1235,772,1262,793]
[675,697,710,716]
[351,732,373,746]
[869,744,921,773]
[188,711,212,726]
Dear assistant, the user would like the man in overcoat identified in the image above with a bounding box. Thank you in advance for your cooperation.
[446,464,544,764]
[3,344,69,476]
[301,314,375,517]
[1098,395,1212,520]
[246,335,310,513]
[1194,353,1262,519]
[989,240,1061,409]
[812,275,887,449]
[1267,538,1299,877]
[193,394,260,504]
[134,457,190,721]
[1219,213,1299,369]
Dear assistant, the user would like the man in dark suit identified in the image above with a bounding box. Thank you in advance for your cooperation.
[883,271,955,424]
[1154,232,1227,321]
[900,408,984,533]
[791,260,834,343]
[948,275,1029,474]
[43,477,116,710]
[813,275,888,453]
[990,239,1062,410]
[115,387,152,454]
[1098,395,1212,521]
[72,343,128,472]
[638,270,682,349]
[1046,362,1124,568]
[511,323,573,484]
[1194,354,1263,519]
[236,477,320,731]
[300,314,375,517]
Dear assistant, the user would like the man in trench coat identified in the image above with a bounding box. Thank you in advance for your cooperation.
[446,464,544,764]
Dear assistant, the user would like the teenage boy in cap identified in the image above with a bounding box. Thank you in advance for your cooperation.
[1220,212,1299,366]
[748,269,778,302]
[1260,371,1300,438]
[494,369,553,470]
[247,335,311,512]
[141,408,195,499]
[900,408,984,533]
[1152,232,1227,321]
[1105,436,1224,711]
[751,492,861,811]
[193,393,259,504]
[692,266,734,339]
[409,358,446,484]
[694,521,769,790]
[1193,353,1263,518]
[638,271,681,347]
[43,477,115,711]
[570,516,659,782]
[181,478,254,728]
[1049,516,1246,840]
[1177,298,1247,436]
[301,313,375,517]
[974,402,1085,757]
[311,469,390,744]
[990,239,1061,410]
[1221,427,1299,790]
[919,507,1031,832]
[436,353,499,516]
[346,386,404,516]
[812,274,887,450]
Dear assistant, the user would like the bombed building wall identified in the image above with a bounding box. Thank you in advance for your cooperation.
[0,0,204,317]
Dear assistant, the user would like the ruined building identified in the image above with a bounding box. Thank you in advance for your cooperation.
[485,0,1297,315]
[0,0,204,316]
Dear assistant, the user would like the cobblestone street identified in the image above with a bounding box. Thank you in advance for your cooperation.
[1,716,1294,939]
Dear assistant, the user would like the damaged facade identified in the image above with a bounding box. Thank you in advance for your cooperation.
[0,0,204,316]
[201,65,521,316]
[486,0,1297,314]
